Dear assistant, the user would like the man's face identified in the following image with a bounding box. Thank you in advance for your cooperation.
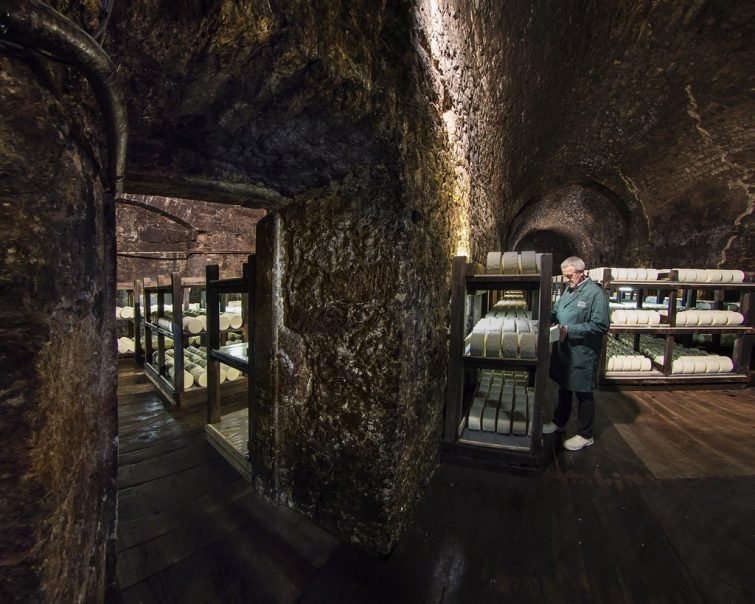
[562,267,584,289]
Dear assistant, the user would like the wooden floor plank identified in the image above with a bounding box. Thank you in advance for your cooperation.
[118,440,221,488]
[118,458,243,520]
[116,359,755,604]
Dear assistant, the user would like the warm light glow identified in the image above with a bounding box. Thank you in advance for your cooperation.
[418,0,472,262]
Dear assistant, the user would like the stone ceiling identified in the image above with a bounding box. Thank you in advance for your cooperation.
[44,0,754,267]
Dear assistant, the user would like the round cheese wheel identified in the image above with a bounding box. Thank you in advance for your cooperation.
[696,311,713,326]
[486,252,502,274]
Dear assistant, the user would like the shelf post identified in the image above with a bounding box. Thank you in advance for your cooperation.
[206,264,221,423]
[444,256,468,443]
[531,252,553,454]
[171,273,185,405]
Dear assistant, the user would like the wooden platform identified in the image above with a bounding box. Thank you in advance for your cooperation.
[206,408,251,482]
[116,359,755,603]
[116,360,339,603]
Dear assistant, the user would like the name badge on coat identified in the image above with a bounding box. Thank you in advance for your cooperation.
[577,301,588,308]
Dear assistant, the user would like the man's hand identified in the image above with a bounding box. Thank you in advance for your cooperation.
[559,325,568,342]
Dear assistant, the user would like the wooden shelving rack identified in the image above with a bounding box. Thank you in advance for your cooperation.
[204,257,255,481]
[598,269,754,388]
[442,253,553,471]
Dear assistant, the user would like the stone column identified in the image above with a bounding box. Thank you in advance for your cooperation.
[0,36,118,604]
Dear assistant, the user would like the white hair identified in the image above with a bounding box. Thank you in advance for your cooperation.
[561,256,586,272]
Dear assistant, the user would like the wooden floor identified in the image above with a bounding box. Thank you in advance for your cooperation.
[116,359,755,603]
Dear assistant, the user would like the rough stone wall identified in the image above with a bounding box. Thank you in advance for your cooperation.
[116,194,265,282]
[241,2,464,553]
[418,0,753,269]
[0,55,117,602]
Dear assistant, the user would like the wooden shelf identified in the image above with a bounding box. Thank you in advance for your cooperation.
[461,355,538,368]
[608,325,753,335]
[204,257,255,481]
[444,253,553,468]
[600,269,753,388]
[141,273,199,406]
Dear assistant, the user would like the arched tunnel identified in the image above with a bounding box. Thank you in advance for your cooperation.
[0,0,752,601]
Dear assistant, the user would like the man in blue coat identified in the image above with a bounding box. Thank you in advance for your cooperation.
[544,256,610,451]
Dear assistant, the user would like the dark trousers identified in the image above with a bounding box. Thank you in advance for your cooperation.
[554,389,595,438]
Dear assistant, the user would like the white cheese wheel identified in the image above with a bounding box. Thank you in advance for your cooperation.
[519,250,538,274]
[518,333,537,359]
[482,407,498,431]
[648,311,661,325]
[630,356,642,372]
[502,252,519,275]
[188,366,208,388]
[716,356,734,372]
[486,252,502,274]
[612,310,627,325]
[224,365,241,381]
[636,310,650,325]
[485,328,502,357]
[470,331,485,356]
[227,313,243,329]
[696,311,713,326]
[691,357,708,373]
[502,332,518,358]
[625,310,638,325]
[726,311,744,325]
[117,337,130,354]
[468,401,484,430]
[516,318,531,333]
[183,316,204,334]
[496,409,511,434]
[120,306,135,319]
[640,357,652,371]
[731,270,745,283]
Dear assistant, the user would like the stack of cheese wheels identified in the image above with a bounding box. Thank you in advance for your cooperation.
[485,251,540,275]
[606,355,652,372]
[164,353,195,388]
[117,336,136,354]
[224,312,243,329]
[468,369,534,434]
[605,335,654,372]
[590,268,660,283]
[611,309,661,325]
[116,306,135,319]
[675,268,746,283]
[653,355,735,374]
[468,315,540,359]
[182,315,204,334]
[676,310,744,326]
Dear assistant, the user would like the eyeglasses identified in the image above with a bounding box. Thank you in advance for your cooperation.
[562,270,584,282]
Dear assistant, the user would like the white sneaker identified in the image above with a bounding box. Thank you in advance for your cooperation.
[564,435,594,451]
[542,422,565,435]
